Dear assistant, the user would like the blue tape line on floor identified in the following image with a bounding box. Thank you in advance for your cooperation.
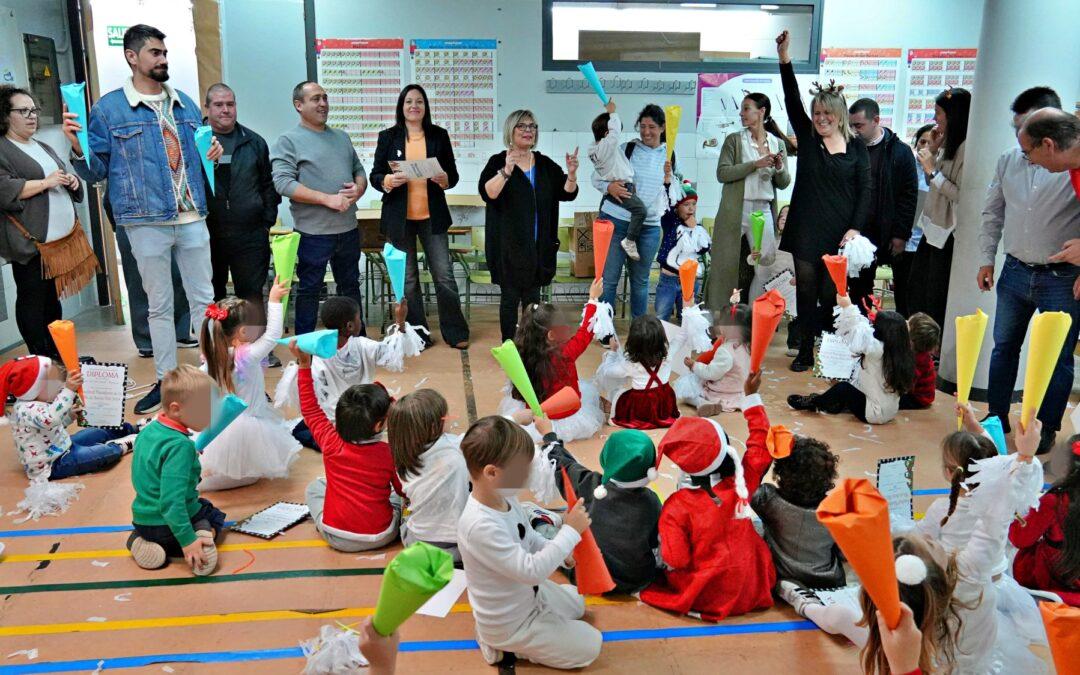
[0,522,237,539]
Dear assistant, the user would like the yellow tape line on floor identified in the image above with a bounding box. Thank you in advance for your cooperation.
[0,596,627,637]
[0,539,330,563]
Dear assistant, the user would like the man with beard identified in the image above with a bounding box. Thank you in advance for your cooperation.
[64,24,221,414]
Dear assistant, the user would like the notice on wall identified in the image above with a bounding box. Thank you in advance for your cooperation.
[819,48,902,130]
[315,38,406,164]
[903,48,977,142]
[410,39,498,161]
[696,71,816,159]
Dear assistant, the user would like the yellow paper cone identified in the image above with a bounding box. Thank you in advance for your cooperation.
[1021,312,1072,427]
[954,308,988,430]
[664,105,682,161]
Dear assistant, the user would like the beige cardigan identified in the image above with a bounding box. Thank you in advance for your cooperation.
[921,140,965,243]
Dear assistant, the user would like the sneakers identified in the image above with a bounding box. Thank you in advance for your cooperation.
[476,629,505,666]
[109,434,139,455]
[697,402,724,418]
[787,394,819,412]
[521,501,563,529]
[191,530,218,576]
[137,349,153,359]
[265,353,282,369]
[620,238,641,261]
[789,355,813,373]
[177,337,199,349]
[128,534,167,570]
[134,382,162,415]
[981,413,1011,435]
[778,580,823,618]
[785,347,800,357]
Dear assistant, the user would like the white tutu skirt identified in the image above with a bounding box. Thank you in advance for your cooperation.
[498,380,605,443]
[994,574,1048,647]
[199,410,302,482]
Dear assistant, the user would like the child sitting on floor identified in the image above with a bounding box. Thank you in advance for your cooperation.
[900,312,940,410]
[589,98,647,262]
[673,294,752,416]
[198,277,301,490]
[498,278,606,443]
[387,389,469,562]
[655,180,710,322]
[127,365,226,576]
[290,340,403,553]
[457,415,601,670]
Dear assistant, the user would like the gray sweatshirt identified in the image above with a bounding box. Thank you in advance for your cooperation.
[271,125,365,235]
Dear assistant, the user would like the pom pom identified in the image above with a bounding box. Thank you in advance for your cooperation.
[586,300,616,341]
[273,361,300,409]
[680,304,714,353]
[895,554,928,585]
[840,235,877,276]
[14,476,84,523]
[527,443,560,504]
[300,624,367,674]
[646,467,658,482]
[593,484,608,500]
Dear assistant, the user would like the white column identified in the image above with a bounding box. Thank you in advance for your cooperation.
[938,0,1080,399]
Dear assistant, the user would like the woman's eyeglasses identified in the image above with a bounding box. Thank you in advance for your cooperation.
[515,123,538,131]
[11,107,42,119]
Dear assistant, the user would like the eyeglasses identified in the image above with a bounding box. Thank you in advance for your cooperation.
[515,123,538,131]
[11,107,42,119]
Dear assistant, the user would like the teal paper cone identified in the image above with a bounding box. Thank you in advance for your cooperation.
[577,61,609,104]
[383,242,407,302]
[276,329,339,359]
[980,416,1008,456]
[60,83,90,160]
[195,393,247,451]
[194,125,216,195]
[372,542,454,636]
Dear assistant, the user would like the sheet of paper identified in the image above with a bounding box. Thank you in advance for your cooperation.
[661,320,691,376]
[877,456,915,520]
[416,568,468,618]
[80,364,127,427]
[391,157,444,179]
[815,332,857,380]
[814,584,862,610]
[764,269,798,318]
[234,502,309,538]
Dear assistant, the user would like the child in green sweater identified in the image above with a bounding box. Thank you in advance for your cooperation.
[127,365,225,576]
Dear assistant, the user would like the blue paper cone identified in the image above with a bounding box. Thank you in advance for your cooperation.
[60,82,90,159]
[195,393,248,452]
[193,125,216,195]
[980,416,1008,455]
[275,329,339,359]
[577,62,609,105]
[383,242,407,302]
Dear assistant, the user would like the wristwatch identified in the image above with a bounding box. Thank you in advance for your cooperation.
[498,168,510,180]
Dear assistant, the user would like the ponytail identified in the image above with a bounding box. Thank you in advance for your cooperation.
[938,431,997,528]
[940,466,965,527]
[764,116,797,156]
[199,297,249,394]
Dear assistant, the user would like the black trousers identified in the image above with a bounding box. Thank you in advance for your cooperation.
[814,381,868,422]
[794,257,841,360]
[210,231,270,304]
[11,255,62,358]
[907,235,953,328]
[891,251,916,317]
[499,284,542,342]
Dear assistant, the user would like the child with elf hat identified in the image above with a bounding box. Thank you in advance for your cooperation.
[640,370,778,620]
[655,179,710,322]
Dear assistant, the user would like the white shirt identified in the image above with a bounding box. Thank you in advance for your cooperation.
[587,112,633,182]
[202,302,283,423]
[400,433,470,544]
[10,138,75,241]
[13,388,77,480]
[739,129,782,201]
[834,304,898,424]
[311,334,402,421]
[458,495,581,640]
[664,224,711,277]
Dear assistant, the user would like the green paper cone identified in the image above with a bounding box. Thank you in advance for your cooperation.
[750,211,765,251]
[271,232,301,320]
[491,339,543,416]
[372,542,455,636]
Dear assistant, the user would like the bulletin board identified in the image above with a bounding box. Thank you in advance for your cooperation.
[819,48,902,129]
[410,39,498,161]
[695,71,817,159]
[902,48,977,141]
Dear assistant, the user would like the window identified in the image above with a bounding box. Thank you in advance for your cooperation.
[543,0,823,73]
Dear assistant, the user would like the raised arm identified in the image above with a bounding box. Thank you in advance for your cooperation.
[1008,492,1060,550]
[776,30,812,140]
[297,365,342,458]
[243,297,284,363]
[546,433,602,501]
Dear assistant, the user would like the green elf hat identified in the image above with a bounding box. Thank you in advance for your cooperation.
[676,179,698,207]
[593,429,658,499]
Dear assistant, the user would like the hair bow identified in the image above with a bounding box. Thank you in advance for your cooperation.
[766,425,794,459]
[1072,439,1080,457]
[862,295,883,323]
[204,305,229,321]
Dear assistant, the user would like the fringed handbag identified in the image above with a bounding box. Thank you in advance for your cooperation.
[6,213,100,298]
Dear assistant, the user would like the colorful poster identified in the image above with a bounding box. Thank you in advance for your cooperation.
[410,39,498,161]
[315,38,407,164]
[696,71,815,159]
[819,48,902,129]
[903,48,977,141]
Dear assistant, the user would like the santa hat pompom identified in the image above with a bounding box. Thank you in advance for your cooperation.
[593,484,608,500]
[895,554,928,585]
[646,467,658,482]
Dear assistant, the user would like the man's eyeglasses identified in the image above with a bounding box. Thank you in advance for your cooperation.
[515,123,538,132]
[11,107,42,119]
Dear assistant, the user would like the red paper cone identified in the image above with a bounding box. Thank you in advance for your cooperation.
[561,468,615,595]
[541,386,581,418]
[593,218,614,280]
[822,255,848,296]
[1070,167,1080,200]
[47,320,83,399]
[749,289,785,372]
[1040,601,1080,675]
[696,337,724,364]
[679,260,699,302]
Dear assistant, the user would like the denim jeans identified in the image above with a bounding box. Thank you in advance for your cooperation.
[49,423,136,480]
[294,228,364,335]
[987,255,1080,432]
[126,221,215,378]
[398,219,469,345]
[655,272,700,322]
[600,206,661,319]
[115,224,192,351]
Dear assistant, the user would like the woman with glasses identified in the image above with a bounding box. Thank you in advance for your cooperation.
[0,86,85,358]
[480,110,580,341]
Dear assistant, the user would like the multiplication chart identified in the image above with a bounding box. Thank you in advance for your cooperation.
[819,48,902,129]
[903,48,977,141]
[410,39,498,160]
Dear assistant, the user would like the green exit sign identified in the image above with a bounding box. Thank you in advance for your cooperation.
[107,25,128,47]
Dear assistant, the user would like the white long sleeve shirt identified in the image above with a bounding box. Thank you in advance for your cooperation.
[834,304,897,424]
[587,112,634,182]
[665,224,711,277]
[311,333,406,421]
[13,388,78,480]
[400,433,470,544]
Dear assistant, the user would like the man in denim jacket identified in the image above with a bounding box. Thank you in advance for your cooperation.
[63,24,220,414]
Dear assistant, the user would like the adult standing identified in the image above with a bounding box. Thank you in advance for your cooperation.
[846,98,918,312]
[775,30,870,371]
[707,92,792,308]
[0,86,86,358]
[63,24,220,414]
[906,88,970,328]
[480,109,579,341]
[371,84,468,349]
[1021,107,1080,195]
[592,104,680,319]
[978,87,1080,454]
[271,81,367,336]
[892,124,934,317]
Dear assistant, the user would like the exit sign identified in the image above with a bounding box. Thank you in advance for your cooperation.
[107,25,127,47]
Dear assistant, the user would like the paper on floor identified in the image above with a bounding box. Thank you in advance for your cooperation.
[416,569,468,618]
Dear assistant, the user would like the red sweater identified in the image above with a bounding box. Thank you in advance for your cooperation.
[298,367,402,536]
[525,302,596,420]
[1009,491,1080,606]
[909,351,936,407]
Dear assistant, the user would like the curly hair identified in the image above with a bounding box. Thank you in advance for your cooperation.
[773,437,838,509]
[0,86,32,136]
[625,314,668,370]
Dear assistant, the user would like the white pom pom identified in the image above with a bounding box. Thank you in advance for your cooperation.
[646,467,658,482]
[593,484,608,500]
[895,554,928,585]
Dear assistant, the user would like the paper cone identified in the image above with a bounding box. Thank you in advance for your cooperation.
[561,468,615,595]
[1039,601,1080,675]
[954,309,988,429]
[749,289,786,372]
[593,218,614,280]
[679,260,698,302]
[60,82,90,161]
[750,211,766,251]
[576,62,610,105]
[664,105,682,161]
[1070,167,1080,200]
[47,320,82,399]
[193,125,216,195]
[195,393,248,452]
[980,416,1007,455]
[822,255,848,296]
[382,242,407,302]
[816,478,901,628]
[372,542,455,636]
[271,232,301,320]
[696,337,724,364]
[492,340,542,416]
[276,329,339,359]
[541,386,581,418]
[1021,311,1073,427]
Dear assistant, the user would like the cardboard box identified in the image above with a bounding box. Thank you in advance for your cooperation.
[569,211,598,278]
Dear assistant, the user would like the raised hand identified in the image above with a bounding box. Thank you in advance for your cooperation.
[775,30,791,62]
[565,147,579,177]
[61,105,83,155]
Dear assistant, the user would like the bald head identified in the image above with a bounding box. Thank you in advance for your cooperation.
[1018,107,1080,173]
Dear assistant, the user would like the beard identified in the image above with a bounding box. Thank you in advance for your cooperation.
[148,66,169,83]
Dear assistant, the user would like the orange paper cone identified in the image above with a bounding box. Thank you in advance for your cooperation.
[822,255,848,296]
[561,468,615,595]
[592,218,614,280]
[749,289,786,372]
[47,320,83,399]
[541,386,581,418]
[816,478,901,628]
[679,259,698,302]
[696,337,724,364]
[1040,601,1080,675]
